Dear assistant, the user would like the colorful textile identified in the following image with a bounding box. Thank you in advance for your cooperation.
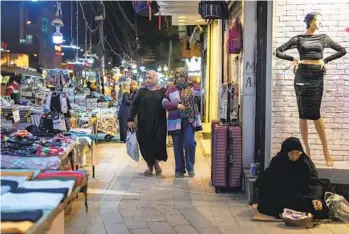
[96,114,117,136]
[35,172,84,186]
[1,192,64,211]
[0,171,34,180]
[162,83,203,135]
[1,221,34,234]
[1,210,43,222]
[1,155,61,170]
[12,188,69,201]
[21,180,75,196]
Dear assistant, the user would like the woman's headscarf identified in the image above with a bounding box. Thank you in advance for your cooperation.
[146,70,161,91]
[280,137,304,154]
[174,67,189,89]
[174,67,199,123]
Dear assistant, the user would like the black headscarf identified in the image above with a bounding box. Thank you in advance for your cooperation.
[280,137,304,155]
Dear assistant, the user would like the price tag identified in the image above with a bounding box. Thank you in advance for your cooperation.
[12,110,20,123]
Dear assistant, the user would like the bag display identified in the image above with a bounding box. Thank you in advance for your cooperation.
[281,208,313,227]
[198,1,228,19]
[325,192,349,223]
[126,129,140,162]
[219,83,239,122]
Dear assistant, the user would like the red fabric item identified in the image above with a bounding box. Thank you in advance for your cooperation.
[6,82,20,96]
[36,172,84,185]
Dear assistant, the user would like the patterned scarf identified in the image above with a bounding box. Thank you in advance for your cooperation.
[175,68,199,123]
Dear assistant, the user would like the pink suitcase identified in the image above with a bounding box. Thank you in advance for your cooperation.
[211,122,242,192]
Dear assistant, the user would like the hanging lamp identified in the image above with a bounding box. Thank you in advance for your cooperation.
[51,1,64,44]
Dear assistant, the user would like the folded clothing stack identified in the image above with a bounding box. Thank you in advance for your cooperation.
[1,210,43,234]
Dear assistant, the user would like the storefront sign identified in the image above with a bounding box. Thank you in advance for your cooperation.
[185,57,201,76]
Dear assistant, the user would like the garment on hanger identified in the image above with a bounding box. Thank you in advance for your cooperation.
[226,17,243,54]
[189,26,203,46]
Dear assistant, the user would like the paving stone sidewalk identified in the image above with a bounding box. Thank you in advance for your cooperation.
[65,143,349,234]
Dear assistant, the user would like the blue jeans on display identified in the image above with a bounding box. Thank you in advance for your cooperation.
[172,120,196,174]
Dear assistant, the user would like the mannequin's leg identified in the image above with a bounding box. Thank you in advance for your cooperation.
[300,119,311,157]
[314,118,333,167]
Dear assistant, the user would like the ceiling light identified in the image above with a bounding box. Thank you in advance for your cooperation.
[178,19,186,22]
[178,16,187,19]
[27,21,32,25]
[196,19,204,22]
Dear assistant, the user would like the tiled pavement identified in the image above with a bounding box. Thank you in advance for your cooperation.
[65,143,349,234]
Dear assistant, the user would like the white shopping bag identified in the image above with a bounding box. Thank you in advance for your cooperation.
[126,129,140,162]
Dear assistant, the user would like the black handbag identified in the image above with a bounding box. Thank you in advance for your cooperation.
[198,1,228,19]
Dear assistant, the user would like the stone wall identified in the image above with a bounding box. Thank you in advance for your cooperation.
[271,0,349,162]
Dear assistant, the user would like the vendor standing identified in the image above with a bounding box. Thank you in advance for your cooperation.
[5,75,22,104]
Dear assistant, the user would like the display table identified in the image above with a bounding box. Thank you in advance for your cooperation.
[1,170,89,234]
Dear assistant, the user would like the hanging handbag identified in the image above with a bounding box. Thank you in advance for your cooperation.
[198,1,228,20]
[132,1,159,19]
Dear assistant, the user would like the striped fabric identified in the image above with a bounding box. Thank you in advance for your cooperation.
[162,83,203,135]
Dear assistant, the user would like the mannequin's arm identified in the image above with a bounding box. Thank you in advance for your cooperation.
[323,35,347,63]
[275,36,298,61]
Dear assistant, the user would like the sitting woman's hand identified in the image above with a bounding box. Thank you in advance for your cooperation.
[312,200,323,211]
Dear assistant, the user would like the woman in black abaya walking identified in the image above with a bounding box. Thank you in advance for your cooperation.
[128,70,168,176]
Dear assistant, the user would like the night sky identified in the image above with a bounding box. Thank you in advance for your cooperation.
[0,1,180,68]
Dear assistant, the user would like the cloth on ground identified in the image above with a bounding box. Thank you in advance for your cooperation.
[1,210,43,222]
[1,192,64,211]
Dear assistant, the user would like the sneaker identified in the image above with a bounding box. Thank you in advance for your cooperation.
[175,172,185,178]
[188,171,195,177]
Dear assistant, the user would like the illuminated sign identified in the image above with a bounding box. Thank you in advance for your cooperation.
[55,52,62,56]
[55,45,61,52]
[185,57,201,76]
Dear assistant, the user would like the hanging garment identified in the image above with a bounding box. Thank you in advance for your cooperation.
[227,17,243,54]
[189,26,203,46]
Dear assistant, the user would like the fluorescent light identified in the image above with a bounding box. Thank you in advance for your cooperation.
[61,45,80,49]
[52,31,63,44]
[27,21,32,25]
[196,19,204,22]
[178,19,186,22]
[178,16,187,19]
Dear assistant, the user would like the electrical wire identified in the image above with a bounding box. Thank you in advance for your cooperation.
[79,1,98,33]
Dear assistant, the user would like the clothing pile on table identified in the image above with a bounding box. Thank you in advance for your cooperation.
[1,169,88,234]
[0,130,77,170]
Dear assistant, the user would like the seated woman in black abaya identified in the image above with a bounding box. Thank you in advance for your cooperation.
[257,137,329,219]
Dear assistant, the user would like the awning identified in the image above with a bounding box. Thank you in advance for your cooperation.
[157,1,207,26]
[1,65,41,77]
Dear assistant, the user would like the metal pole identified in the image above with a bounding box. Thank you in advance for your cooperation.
[96,1,105,95]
